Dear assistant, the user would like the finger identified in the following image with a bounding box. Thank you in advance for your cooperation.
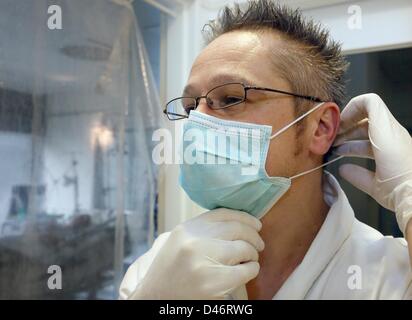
[339,164,375,196]
[216,240,259,265]
[334,118,369,146]
[339,93,398,135]
[332,140,374,159]
[209,262,260,298]
[205,208,262,231]
[229,261,260,285]
[216,220,265,251]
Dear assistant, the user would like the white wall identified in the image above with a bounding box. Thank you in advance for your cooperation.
[304,0,412,53]
[159,0,412,232]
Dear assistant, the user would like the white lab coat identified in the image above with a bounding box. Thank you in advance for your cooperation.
[119,172,412,299]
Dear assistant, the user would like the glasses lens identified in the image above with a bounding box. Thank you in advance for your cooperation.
[207,83,245,110]
[166,97,196,120]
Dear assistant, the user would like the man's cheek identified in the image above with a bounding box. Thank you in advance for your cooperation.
[264,139,296,177]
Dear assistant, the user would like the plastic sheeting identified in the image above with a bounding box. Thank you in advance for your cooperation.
[0,0,163,299]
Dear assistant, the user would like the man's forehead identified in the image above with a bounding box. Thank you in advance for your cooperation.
[193,31,265,68]
[183,73,259,97]
[184,32,285,96]
[196,29,285,63]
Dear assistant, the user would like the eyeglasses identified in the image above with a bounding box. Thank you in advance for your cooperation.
[163,82,323,121]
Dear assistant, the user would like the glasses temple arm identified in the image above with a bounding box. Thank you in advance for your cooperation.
[248,86,323,103]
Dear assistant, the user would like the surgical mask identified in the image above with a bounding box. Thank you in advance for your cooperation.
[179,103,343,219]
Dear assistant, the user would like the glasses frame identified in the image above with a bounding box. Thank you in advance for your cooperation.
[163,82,324,120]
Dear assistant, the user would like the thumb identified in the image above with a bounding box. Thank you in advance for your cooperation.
[339,163,375,196]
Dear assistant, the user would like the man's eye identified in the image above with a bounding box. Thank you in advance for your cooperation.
[222,96,243,106]
[183,104,196,114]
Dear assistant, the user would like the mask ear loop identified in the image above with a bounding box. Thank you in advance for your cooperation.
[266,101,343,179]
[290,155,344,180]
[269,102,325,140]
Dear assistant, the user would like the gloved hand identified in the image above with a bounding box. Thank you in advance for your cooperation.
[127,208,264,300]
[333,93,412,235]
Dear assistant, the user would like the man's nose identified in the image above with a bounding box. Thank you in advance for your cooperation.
[196,98,215,116]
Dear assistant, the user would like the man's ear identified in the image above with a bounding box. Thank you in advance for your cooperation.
[308,102,340,156]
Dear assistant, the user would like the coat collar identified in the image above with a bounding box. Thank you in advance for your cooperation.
[272,171,355,299]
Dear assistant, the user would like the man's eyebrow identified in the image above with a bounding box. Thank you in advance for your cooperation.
[182,74,258,97]
[182,84,196,97]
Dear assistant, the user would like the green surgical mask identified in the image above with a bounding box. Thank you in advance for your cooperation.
[179,104,343,218]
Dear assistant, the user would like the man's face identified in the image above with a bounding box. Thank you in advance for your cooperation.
[184,30,314,178]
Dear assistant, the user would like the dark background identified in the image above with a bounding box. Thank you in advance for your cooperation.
[327,46,412,237]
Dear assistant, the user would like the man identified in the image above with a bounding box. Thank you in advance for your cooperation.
[120,0,412,299]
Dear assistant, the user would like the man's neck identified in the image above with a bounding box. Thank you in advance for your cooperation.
[246,171,329,300]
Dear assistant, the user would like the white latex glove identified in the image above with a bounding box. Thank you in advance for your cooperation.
[333,93,412,235]
[127,208,264,300]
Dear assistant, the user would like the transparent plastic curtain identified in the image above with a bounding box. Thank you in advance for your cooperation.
[0,0,163,299]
